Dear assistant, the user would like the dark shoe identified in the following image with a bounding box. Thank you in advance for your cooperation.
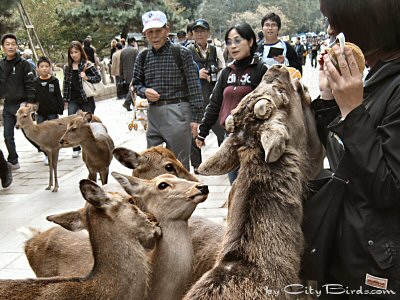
[1,163,13,188]
[123,102,132,111]
[193,168,199,175]
[10,162,20,170]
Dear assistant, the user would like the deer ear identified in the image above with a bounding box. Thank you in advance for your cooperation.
[113,147,141,169]
[83,113,93,123]
[79,179,110,207]
[111,172,142,195]
[46,209,86,232]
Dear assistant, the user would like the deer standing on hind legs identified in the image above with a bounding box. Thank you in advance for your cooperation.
[0,180,161,300]
[59,112,114,185]
[185,65,314,300]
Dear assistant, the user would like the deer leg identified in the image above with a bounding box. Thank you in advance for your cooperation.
[99,168,109,185]
[51,151,60,192]
[88,169,97,182]
[46,151,53,190]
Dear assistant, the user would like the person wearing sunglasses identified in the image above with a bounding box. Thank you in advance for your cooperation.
[303,0,400,298]
[255,12,302,74]
[195,22,267,184]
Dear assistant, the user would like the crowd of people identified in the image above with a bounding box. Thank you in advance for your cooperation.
[1,0,400,298]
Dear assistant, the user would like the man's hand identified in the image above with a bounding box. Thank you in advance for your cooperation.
[273,55,285,64]
[195,138,205,148]
[145,88,161,102]
[190,122,200,137]
[199,68,210,82]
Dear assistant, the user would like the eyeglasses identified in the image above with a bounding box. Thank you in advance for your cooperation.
[225,37,244,47]
[263,23,278,28]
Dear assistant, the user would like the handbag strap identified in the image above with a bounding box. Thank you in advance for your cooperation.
[330,152,350,185]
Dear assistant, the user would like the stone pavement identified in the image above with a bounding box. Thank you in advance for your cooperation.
[0,62,319,279]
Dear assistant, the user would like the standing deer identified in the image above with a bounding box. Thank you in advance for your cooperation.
[15,107,101,192]
[59,113,114,185]
[184,65,312,300]
[0,179,161,300]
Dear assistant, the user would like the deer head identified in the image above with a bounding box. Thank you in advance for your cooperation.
[111,172,208,221]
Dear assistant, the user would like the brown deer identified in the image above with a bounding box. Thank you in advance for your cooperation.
[184,65,314,300]
[22,146,224,282]
[15,107,101,192]
[0,179,161,300]
[113,172,209,300]
[59,113,114,185]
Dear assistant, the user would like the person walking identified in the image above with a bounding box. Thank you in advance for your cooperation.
[0,150,12,188]
[302,0,400,298]
[255,12,302,73]
[132,10,204,171]
[295,37,306,66]
[62,40,101,158]
[32,56,64,165]
[120,36,139,111]
[111,42,125,99]
[21,48,37,76]
[188,18,226,173]
[195,22,268,183]
[0,33,35,169]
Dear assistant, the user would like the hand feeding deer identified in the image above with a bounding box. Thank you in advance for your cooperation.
[15,107,101,192]
[59,112,114,185]
[0,179,161,300]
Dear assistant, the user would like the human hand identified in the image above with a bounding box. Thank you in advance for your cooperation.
[199,68,210,82]
[195,138,205,148]
[64,101,68,110]
[323,45,363,118]
[145,88,161,102]
[80,72,88,81]
[190,122,200,137]
[273,55,285,64]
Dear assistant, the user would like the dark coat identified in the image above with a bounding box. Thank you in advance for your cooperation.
[119,45,138,84]
[0,53,35,105]
[33,75,63,116]
[310,57,400,297]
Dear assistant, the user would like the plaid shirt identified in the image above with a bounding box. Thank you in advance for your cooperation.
[132,40,204,123]
[62,59,101,103]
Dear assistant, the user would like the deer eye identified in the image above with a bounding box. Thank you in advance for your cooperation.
[71,127,76,132]
[128,198,135,205]
[165,163,175,172]
[158,182,170,190]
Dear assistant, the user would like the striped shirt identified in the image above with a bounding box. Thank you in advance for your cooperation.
[132,40,204,123]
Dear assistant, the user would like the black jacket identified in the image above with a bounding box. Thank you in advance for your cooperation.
[0,53,35,105]
[312,57,400,297]
[33,75,64,116]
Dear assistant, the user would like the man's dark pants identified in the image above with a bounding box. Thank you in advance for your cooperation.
[2,103,20,164]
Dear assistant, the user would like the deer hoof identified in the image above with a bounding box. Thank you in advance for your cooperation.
[45,185,51,190]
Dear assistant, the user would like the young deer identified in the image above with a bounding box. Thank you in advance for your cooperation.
[15,107,101,192]
[23,146,223,282]
[0,180,161,300]
[112,172,209,300]
[59,113,114,185]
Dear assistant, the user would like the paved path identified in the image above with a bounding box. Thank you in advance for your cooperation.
[0,63,319,279]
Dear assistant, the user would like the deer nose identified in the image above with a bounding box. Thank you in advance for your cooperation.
[59,139,64,145]
[196,184,209,195]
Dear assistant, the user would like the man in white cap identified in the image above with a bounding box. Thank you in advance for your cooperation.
[22,48,37,76]
[132,10,204,171]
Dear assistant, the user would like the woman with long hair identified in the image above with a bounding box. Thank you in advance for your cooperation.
[62,40,101,157]
[195,22,268,183]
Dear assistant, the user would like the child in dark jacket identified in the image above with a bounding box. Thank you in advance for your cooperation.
[33,56,64,124]
[32,56,64,165]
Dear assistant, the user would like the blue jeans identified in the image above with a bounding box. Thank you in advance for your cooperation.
[67,98,95,151]
[2,103,20,164]
[224,133,238,185]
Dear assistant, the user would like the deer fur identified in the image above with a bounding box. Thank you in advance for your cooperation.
[0,180,161,300]
[59,113,114,185]
[15,107,101,192]
[23,146,224,285]
[184,65,312,300]
[113,172,209,300]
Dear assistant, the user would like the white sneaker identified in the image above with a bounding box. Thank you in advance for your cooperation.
[43,156,49,166]
[72,150,81,158]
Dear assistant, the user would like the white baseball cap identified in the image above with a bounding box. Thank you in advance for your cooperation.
[22,49,33,56]
[142,11,167,32]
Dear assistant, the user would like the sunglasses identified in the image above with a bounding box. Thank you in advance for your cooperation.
[226,37,244,47]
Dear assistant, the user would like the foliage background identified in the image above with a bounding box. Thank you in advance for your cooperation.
[0,0,324,62]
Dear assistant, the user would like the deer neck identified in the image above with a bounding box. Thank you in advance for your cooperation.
[147,219,194,300]
[22,117,40,138]
[222,148,304,267]
[88,214,149,299]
